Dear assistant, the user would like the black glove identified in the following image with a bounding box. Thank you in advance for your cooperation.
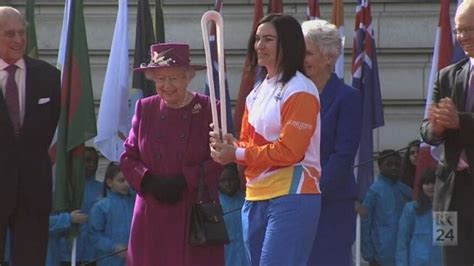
[141,174,187,204]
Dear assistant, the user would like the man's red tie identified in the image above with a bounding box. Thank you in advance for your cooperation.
[4,64,21,135]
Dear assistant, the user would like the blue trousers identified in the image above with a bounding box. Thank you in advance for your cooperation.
[242,194,321,266]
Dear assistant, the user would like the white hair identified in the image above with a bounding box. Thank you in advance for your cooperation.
[301,19,342,62]
[0,6,27,27]
[144,67,195,84]
[456,0,474,19]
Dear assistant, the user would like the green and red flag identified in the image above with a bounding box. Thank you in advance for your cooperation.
[25,0,38,58]
[53,0,97,213]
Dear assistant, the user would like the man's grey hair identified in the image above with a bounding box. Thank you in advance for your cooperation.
[456,0,474,18]
[0,6,27,27]
[301,19,342,63]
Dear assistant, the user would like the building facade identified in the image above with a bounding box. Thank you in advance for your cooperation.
[5,0,457,152]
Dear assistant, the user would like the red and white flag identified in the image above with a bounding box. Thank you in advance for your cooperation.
[268,0,283,14]
[414,0,454,198]
[307,0,321,20]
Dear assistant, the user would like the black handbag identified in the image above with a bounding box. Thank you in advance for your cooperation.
[188,166,229,246]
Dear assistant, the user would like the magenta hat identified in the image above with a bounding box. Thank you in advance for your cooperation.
[134,42,206,72]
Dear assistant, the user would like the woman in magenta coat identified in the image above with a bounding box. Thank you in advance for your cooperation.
[120,42,224,266]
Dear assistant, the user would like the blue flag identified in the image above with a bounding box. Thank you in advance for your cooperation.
[351,0,384,200]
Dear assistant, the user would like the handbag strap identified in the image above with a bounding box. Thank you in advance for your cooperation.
[197,164,214,203]
[196,97,216,203]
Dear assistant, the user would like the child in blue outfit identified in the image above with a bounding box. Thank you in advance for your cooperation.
[89,162,135,266]
[396,168,442,266]
[60,147,103,265]
[361,150,412,266]
[46,210,88,266]
[218,163,249,266]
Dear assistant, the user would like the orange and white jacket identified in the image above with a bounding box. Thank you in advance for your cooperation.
[236,71,321,201]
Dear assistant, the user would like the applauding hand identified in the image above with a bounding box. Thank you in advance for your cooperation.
[209,130,238,165]
[428,97,460,136]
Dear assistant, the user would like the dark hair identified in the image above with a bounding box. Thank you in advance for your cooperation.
[85,146,98,156]
[400,140,420,188]
[377,149,401,167]
[103,162,121,196]
[246,13,306,84]
[415,168,435,214]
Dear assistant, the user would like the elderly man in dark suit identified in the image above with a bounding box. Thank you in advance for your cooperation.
[421,1,474,265]
[0,6,60,265]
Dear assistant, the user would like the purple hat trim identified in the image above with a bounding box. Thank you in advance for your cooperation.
[134,42,206,72]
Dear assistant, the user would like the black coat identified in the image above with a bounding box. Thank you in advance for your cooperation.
[421,58,474,211]
[0,56,61,215]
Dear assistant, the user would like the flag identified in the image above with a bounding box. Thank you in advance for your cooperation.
[48,0,72,192]
[57,0,71,71]
[332,0,345,79]
[25,0,38,58]
[204,0,234,134]
[94,0,129,162]
[155,0,165,43]
[307,0,320,20]
[233,0,263,136]
[414,0,458,198]
[132,0,157,98]
[268,0,283,14]
[351,0,384,200]
[53,0,97,213]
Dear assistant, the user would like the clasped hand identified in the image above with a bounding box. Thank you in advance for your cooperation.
[428,97,460,136]
[209,126,237,165]
[70,210,88,224]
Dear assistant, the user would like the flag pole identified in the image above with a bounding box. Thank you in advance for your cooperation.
[351,1,384,263]
[71,237,77,266]
[356,215,361,266]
